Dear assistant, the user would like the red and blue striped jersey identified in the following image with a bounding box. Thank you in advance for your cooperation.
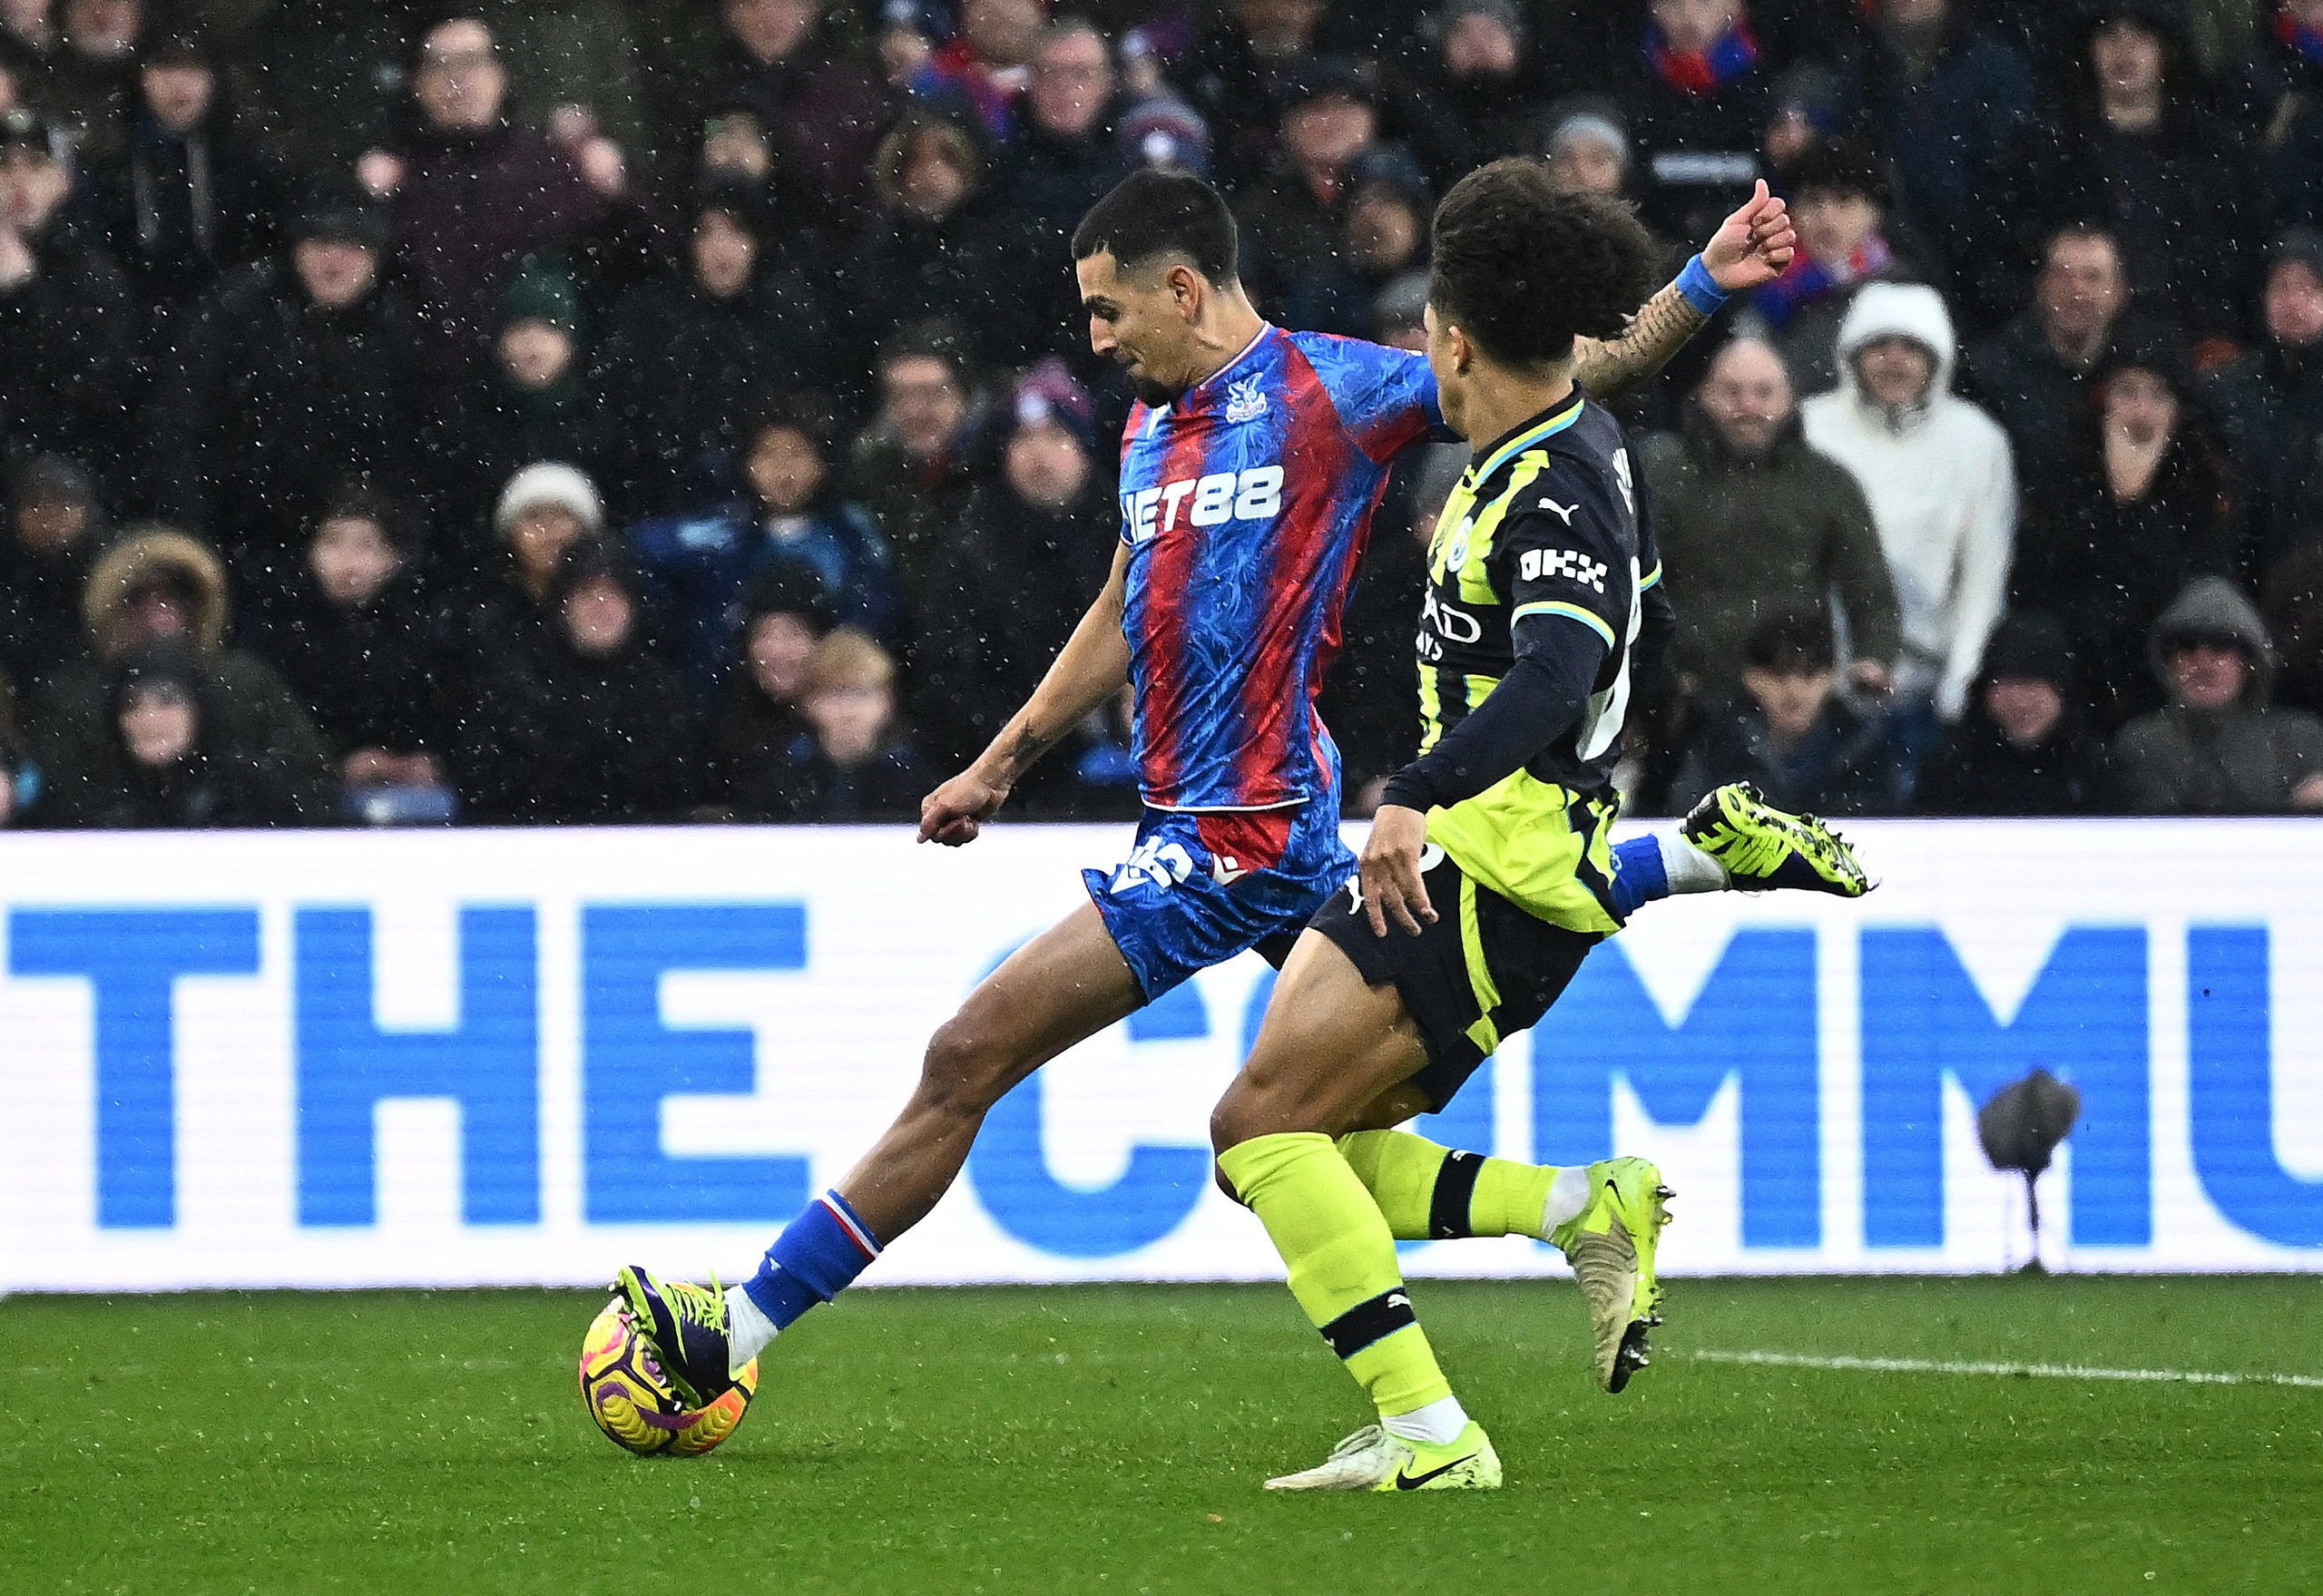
[1116,325,1439,812]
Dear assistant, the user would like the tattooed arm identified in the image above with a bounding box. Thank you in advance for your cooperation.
[1573,180,1799,399]
[920,539,1134,845]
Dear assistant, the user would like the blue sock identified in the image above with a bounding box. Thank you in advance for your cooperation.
[1609,836,1669,919]
[741,1190,883,1330]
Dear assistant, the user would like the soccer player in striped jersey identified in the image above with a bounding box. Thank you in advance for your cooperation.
[612,167,1850,1433]
[1215,161,1869,1493]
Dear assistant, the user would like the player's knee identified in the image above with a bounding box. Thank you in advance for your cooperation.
[916,1017,1015,1117]
[1208,1091,1267,1159]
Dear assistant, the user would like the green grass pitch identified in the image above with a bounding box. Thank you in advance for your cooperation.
[6,1277,2320,1594]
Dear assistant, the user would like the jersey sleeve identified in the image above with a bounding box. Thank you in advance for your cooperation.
[1297,334,1444,464]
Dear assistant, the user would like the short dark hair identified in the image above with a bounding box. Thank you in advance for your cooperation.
[1780,137,1887,210]
[1072,168,1239,286]
[1745,612,1837,674]
[1428,158,1657,367]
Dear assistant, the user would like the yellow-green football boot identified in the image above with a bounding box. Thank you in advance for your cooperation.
[1551,1157,1674,1393]
[613,1264,736,1406]
[1264,1420,1503,1493]
[1681,781,1873,896]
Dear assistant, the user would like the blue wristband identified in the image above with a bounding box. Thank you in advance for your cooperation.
[1677,253,1728,316]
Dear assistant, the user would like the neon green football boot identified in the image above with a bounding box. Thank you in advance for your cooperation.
[1551,1157,1673,1393]
[1681,781,1873,897]
[613,1264,736,1407]
[1264,1420,1504,1493]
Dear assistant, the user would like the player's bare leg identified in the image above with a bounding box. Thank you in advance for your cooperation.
[615,901,1142,1404]
[836,900,1143,1240]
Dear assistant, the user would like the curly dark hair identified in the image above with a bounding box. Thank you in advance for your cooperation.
[1428,159,1659,367]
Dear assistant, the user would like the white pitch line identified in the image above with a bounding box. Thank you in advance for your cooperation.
[1685,1347,2323,1390]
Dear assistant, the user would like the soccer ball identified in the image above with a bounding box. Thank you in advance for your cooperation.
[578,1296,758,1456]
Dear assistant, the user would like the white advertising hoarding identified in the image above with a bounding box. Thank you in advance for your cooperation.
[2,820,2319,1292]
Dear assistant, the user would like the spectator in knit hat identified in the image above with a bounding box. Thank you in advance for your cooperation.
[454,541,701,824]
[25,524,331,825]
[83,34,293,343]
[0,106,140,499]
[632,397,899,705]
[2113,576,2323,813]
[255,485,458,823]
[40,640,313,828]
[1284,143,1429,337]
[1666,612,1907,818]
[1915,610,2113,815]
[426,257,613,554]
[2206,230,2323,572]
[142,188,426,609]
[1114,65,1211,179]
[735,626,923,822]
[440,460,606,672]
[1543,104,1632,201]
[2014,334,2247,729]
[708,563,834,811]
[0,452,105,692]
[595,179,840,519]
[908,358,1113,803]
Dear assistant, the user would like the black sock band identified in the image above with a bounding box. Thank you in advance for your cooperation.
[1428,1150,1485,1240]
[1318,1288,1419,1360]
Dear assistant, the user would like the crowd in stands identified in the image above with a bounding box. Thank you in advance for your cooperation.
[3,0,2323,830]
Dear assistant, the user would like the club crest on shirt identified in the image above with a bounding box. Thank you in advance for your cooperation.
[1223,375,1269,424]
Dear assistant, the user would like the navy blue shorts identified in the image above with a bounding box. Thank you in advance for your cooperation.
[1083,802,1354,1001]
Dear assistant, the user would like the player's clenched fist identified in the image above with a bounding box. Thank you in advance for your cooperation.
[918,768,1009,846]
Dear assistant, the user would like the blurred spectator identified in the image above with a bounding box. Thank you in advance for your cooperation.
[1753,137,1922,393]
[1802,281,2014,729]
[849,109,1032,371]
[44,0,140,165]
[0,452,103,692]
[1849,0,2037,289]
[2112,575,2323,812]
[1177,0,1328,190]
[736,625,922,821]
[1961,222,2172,501]
[360,18,645,389]
[2014,338,2247,727]
[848,323,984,589]
[1666,612,1906,816]
[1232,60,1383,311]
[143,192,426,618]
[2260,539,2323,716]
[1114,67,1212,180]
[2206,230,2323,571]
[1367,270,1429,350]
[0,2,59,104]
[595,180,838,517]
[709,563,832,808]
[876,3,943,92]
[1005,20,1123,252]
[918,0,1045,139]
[255,485,456,824]
[1642,337,1898,702]
[425,257,613,552]
[909,360,1114,798]
[1283,145,1429,336]
[1543,105,1632,201]
[38,640,311,827]
[1914,610,2114,814]
[1982,0,2264,344]
[1391,0,1548,194]
[25,524,331,826]
[632,398,899,703]
[226,2,411,180]
[689,0,889,232]
[83,34,291,341]
[1614,0,1770,247]
[482,461,603,613]
[456,543,699,823]
[2223,0,2323,230]
[0,107,140,498]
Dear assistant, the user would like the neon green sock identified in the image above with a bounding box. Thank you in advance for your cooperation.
[1337,1130,1561,1241]
[1218,1131,1453,1418]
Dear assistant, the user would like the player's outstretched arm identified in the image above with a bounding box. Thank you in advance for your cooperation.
[1572,180,1797,399]
[919,540,1134,846]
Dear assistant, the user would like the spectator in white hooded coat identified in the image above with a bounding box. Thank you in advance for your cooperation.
[1802,281,2015,729]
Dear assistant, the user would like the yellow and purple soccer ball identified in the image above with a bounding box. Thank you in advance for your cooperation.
[578,1296,758,1456]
